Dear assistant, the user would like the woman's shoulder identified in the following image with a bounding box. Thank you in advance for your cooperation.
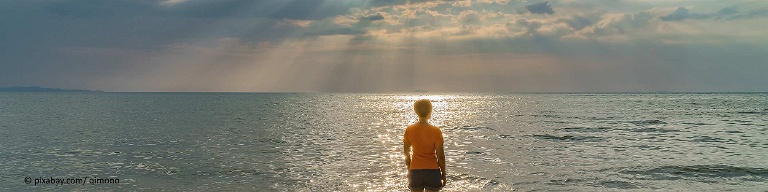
[405,123,421,131]
[407,122,440,130]
[430,125,442,133]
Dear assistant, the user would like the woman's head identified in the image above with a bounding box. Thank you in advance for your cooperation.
[413,99,433,119]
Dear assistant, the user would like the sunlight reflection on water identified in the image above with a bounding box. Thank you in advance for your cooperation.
[1,93,767,191]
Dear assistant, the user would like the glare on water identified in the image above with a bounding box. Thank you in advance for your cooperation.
[1,93,767,191]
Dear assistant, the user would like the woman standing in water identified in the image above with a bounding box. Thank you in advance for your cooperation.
[403,99,447,192]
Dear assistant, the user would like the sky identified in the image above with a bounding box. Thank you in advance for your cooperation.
[1,0,767,92]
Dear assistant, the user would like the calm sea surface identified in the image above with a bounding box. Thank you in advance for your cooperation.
[1,93,767,191]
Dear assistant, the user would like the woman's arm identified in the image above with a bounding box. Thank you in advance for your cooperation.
[403,141,411,169]
[436,143,446,186]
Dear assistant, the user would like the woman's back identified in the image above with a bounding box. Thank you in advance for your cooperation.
[404,122,443,170]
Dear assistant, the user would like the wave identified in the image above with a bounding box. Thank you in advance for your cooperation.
[498,134,514,139]
[531,134,604,142]
[447,126,496,131]
[548,178,639,189]
[558,127,611,133]
[628,120,667,126]
[619,165,768,180]
[681,122,716,126]
[619,127,680,133]
[736,111,768,114]
[592,180,638,189]
[447,173,501,189]
[688,135,737,143]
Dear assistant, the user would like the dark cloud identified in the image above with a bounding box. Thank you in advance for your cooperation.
[368,0,455,7]
[44,0,157,17]
[526,1,554,15]
[0,0,370,90]
[168,0,351,20]
[24,0,354,20]
[0,0,365,50]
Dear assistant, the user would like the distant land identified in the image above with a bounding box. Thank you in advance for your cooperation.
[0,86,103,92]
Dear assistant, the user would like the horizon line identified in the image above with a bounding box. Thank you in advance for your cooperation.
[50,91,768,94]
[2,86,767,94]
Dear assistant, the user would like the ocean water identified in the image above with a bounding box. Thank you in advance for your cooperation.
[1,93,767,191]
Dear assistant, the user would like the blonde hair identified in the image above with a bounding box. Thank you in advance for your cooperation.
[413,99,432,118]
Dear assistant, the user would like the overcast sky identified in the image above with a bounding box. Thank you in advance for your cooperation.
[1,0,767,92]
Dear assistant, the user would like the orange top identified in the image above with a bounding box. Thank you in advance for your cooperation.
[403,122,444,170]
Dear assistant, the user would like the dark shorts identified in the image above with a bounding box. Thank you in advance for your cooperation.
[408,169,442,191]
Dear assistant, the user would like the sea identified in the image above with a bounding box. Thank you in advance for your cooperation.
[1,93,767,191]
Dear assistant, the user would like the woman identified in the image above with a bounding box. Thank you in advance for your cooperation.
[403,99,446,192]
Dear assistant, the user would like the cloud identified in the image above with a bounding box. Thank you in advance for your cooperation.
[360,13,385,21]
[586,12,654,36]
[660,6,768,21]
[36,0,356,20]
[452,0,471,8]
[723,9,768,20]
[718,7,738,16]
[368,0,454,7]
[2,0,768,92]
[558,13,601,30]
[513,18,543,34]
[458,10,481,24]
[660,7,711,21]
[302,28,366,36]
[0,0,370,50]
[526,1,554,15]
[277,19,312,27]
[478,0,509,5]
[161,0,189,6]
